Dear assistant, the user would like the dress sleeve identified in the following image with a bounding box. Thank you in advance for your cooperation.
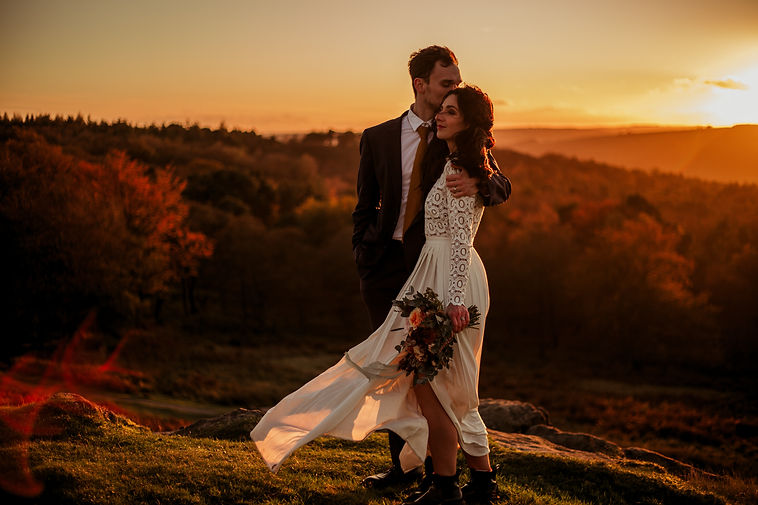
[446,164,479,306]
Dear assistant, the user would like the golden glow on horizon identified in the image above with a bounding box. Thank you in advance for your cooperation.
[1,0,756,133]
[699,63,758,126]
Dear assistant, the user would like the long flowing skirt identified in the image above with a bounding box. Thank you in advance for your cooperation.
[251,237,490,472]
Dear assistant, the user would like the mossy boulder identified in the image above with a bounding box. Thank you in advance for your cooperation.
[478,398,550,432]
[0,392,142,442]
[169,407,265,441]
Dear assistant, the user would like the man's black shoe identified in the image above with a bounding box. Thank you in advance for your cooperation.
[361,465,422,489]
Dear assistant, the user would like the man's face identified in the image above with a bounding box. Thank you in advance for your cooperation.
[418,61,462,110]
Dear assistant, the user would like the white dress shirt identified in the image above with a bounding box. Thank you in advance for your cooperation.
[393,106,433,240]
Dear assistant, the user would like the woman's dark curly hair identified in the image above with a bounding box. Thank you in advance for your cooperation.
[446,84,495,176]
[421,84,495,194]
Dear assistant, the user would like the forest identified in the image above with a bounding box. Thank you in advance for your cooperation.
[2,113,757,383]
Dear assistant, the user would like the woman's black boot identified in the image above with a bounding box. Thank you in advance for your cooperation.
[404,473,463,505]
[461,465,500,504]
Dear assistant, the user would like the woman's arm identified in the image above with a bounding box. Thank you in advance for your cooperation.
[445,164,478,331]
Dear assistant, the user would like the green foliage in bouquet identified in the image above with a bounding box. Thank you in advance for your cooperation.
[392,287,481,385]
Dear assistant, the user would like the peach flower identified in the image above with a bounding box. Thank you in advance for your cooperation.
[409,308,424,329]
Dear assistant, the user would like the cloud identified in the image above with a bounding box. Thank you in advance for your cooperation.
[673,77,697,88]
[704,78,748,90]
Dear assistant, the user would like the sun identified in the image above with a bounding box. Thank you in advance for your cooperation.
[700,63,758,126]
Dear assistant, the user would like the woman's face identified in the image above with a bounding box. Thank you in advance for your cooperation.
[435,94,466,142]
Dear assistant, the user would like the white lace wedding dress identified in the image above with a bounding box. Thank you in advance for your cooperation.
[251,160,490,472]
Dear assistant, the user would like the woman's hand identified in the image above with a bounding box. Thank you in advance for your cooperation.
[446,303,469,333]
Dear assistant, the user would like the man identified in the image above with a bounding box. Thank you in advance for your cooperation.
[352,45,511,490]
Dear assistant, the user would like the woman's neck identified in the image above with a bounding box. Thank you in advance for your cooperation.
[446,140,457,154]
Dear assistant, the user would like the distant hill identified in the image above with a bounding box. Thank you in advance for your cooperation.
[495,125,758,184]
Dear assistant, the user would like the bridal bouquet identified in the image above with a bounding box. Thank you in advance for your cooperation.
[392,287,480,385]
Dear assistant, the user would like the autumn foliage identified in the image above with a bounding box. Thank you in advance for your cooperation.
[2,115,757,380]
[0,129,212,352]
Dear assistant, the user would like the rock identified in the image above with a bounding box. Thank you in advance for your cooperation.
[170,408,265,441]
[623,447,697,476]
[479,398,549,433]
[526,424,624,458]
[488,430,614,463]
[491,422,701,478]
[0,392,140,441]
[490,428,704,478]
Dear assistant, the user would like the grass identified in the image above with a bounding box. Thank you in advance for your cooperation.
[69,326,758,481]
[0,405,738,505]
[2,321,757,503]
[476,347,758,479]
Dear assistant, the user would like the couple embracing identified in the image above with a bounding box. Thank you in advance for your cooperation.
[252,46,511,505]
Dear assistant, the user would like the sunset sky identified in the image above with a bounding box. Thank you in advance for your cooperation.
[1,0,757,133]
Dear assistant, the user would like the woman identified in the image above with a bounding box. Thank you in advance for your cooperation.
[252,85,499,505]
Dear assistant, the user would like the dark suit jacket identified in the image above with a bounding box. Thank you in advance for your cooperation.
[352,111,511,279]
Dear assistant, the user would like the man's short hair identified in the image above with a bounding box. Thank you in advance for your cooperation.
[408,46,458,95]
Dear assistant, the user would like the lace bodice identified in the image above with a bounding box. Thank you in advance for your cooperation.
[424,160,484,306]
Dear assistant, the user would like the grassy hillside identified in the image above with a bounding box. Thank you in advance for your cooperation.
[1,394,747,505]
[2,323,756,486]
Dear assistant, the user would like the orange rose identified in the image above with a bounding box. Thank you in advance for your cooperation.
[409,308,424,329]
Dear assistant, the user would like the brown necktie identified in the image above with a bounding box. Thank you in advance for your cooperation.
[403,125,429,235]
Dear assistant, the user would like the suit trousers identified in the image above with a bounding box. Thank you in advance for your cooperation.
[359,240,411,331]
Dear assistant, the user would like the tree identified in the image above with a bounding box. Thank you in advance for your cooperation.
[0,131,212,352]
[567,210,714,369]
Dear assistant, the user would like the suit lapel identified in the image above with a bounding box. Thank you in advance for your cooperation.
[387,112,405,204]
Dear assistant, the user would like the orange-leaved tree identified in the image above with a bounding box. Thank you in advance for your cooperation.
[0,131,212,353]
